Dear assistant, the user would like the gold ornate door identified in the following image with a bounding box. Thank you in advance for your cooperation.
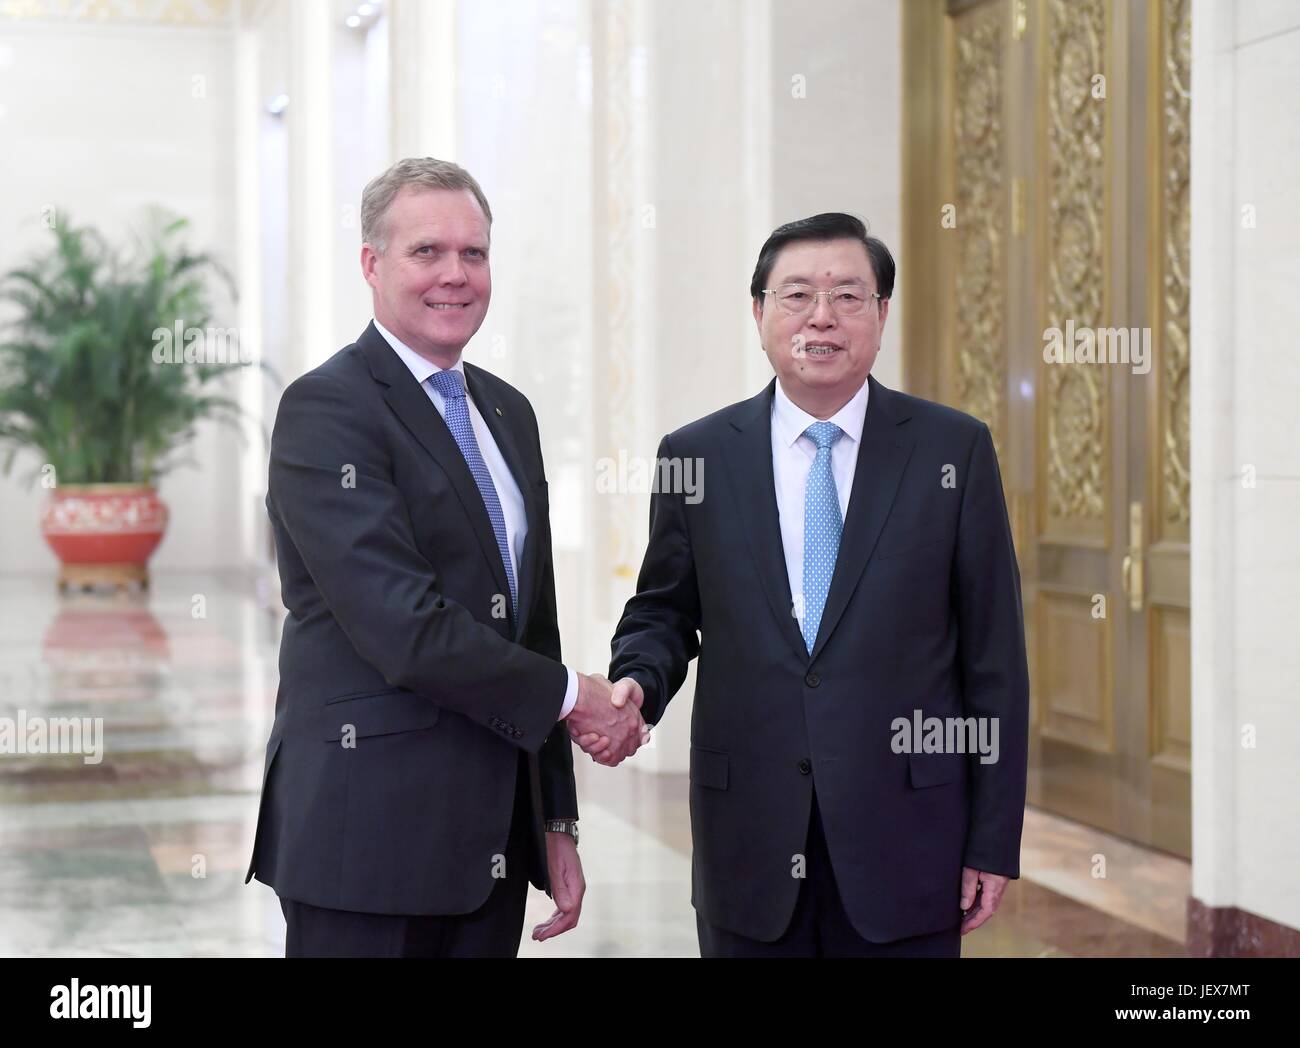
[903,0,1191,856]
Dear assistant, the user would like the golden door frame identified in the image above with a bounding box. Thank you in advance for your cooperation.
[902,0,1191,857]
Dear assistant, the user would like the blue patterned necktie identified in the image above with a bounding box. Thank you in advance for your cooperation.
[426,368,518,616]
[801,421,845,653]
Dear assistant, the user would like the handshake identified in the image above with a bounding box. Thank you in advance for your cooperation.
[565,673,651,766]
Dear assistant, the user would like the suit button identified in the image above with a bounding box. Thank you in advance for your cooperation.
[805,672,820,688]
[798,759,812,775]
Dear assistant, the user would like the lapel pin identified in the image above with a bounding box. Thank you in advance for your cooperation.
[495,407,503,416]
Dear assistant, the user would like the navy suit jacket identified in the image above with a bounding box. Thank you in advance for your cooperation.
[610,375,1029,942]
[246,323,575,916]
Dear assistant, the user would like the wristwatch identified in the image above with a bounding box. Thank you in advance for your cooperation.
[544,819,579,845]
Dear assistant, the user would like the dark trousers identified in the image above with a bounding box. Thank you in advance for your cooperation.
[280,754,533,958]
[697,790,962,958]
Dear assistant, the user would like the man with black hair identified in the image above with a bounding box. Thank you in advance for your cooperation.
[578,213,1029,957]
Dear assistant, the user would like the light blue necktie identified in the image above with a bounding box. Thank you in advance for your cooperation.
[426,369,518,616]
[801,421,845,653]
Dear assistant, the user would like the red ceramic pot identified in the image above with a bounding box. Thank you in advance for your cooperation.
[41,484,169,590]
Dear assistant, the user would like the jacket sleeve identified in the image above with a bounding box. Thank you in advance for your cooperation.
[517,408,578,821]
[954,422,1030,877]
[268,370,568,754]
[608,433,702,725]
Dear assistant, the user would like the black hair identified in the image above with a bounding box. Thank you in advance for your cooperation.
[749,212,895,306]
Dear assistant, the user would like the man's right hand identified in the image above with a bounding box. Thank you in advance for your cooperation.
[566,673,649,767]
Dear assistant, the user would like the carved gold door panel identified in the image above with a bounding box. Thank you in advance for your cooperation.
[903,0,1191,856]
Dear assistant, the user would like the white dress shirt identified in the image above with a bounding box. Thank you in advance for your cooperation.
[374,320,579,720]
[770,376,871,630]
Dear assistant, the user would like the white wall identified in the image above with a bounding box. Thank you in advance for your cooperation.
[0,21,244,573]
[1191,0,1300,935]
[769,0,903,392]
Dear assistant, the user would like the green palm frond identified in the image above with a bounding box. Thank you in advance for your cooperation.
[0,214,255,485]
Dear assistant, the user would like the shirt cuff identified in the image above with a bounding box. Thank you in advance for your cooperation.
[558,666,579,720]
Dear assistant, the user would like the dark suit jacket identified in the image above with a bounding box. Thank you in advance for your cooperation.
[610,375,1029,943]
[245,322,576,916]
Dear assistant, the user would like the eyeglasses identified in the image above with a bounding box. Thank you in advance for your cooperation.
[762,283,883,317]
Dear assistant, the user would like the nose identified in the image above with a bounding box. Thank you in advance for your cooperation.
[806,293,836,329]
[439,255,468,286]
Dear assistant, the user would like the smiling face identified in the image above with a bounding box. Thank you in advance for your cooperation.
[361,186,491,367]
[752,237,889,419]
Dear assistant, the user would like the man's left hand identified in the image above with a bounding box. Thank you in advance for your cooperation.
[959,867,1008,935]
[532,831,585,941]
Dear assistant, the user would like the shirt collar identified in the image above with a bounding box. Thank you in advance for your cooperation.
[771,375,871,449]
[373,319,465,388]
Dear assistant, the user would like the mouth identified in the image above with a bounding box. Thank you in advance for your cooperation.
[425,301,472,311]
[803,342,843,357]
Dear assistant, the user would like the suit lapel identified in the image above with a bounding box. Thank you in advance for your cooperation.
[722,382,809,663]
[359,324,514,617]
[464,362,542,639]
[810,374,916,659]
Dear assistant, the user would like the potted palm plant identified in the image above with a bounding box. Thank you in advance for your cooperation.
[0,215,248,591]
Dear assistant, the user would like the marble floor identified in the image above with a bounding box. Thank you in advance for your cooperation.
[0,572,1189,958]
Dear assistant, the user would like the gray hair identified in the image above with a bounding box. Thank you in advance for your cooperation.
[360,157,494,254]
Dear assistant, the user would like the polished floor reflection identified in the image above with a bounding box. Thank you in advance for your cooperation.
[0,574,1187,957]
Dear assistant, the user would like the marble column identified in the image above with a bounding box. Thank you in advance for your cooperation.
[387,0,457,161]
[286,0,333,375]
[1188,0,1300,955]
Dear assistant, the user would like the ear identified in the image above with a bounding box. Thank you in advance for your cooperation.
[360,243,380,289]
[752,295,764,339]
[877,296,891,331]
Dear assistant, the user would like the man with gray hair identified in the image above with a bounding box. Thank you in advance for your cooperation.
[245,157,647,957]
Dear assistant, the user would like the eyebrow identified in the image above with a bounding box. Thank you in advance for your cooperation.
[406,239,489,253]
[774,275,869,287]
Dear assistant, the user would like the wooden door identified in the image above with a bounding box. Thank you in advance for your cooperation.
[902,0,1192,856]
